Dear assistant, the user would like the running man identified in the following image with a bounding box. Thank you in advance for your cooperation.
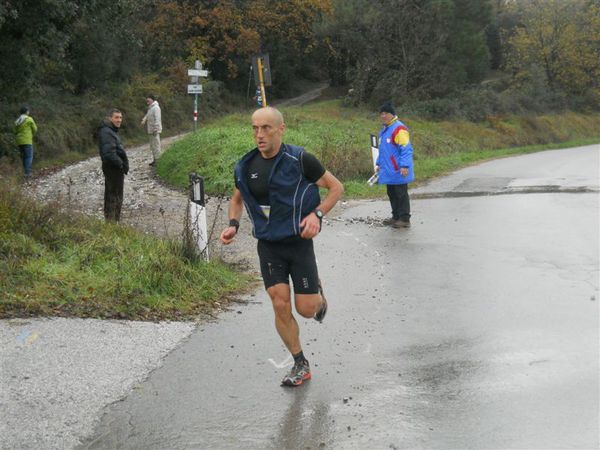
[220,107,344,387]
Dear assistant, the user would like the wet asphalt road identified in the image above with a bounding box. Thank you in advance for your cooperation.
[81,145,599,449]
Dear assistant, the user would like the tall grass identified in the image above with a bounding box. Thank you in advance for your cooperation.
[0,182,249,320]
[157,100,600,196]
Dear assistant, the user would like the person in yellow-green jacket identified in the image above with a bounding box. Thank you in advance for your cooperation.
[13,106,38,178]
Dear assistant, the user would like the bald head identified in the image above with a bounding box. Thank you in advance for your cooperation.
[252,107,286,158]
[252,106,284,126]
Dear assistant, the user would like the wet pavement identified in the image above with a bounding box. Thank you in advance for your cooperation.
[80,145,599,449]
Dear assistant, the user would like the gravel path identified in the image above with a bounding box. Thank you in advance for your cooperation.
[273,82,329,107]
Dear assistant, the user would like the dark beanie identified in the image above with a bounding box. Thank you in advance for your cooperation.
[379,102,396,116]
[20,106,29,114]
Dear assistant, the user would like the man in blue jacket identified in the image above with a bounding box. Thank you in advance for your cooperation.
[376,102,415,228]
[220,107,344,387]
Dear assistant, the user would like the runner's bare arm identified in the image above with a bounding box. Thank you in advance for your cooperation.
[300,170,344,239]
[220,189,244,245]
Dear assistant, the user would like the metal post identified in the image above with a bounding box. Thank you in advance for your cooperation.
[257,57,268,107]
[194,94,198,131]
[194,60,201,130]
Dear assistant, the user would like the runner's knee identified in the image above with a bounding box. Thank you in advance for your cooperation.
[295,295,319,318]
[269,289,292,319]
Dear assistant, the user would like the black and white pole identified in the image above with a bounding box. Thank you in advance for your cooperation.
[189,173,209,261]
[193,94,198,130]
[367,134,380,186]
[187,60,209,131]
[370,134,379,171]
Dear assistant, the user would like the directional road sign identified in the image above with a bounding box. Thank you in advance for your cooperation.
[188,69,209,78]
[187,84,203,94]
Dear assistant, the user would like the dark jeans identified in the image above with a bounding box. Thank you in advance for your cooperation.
[19,144,33,177]
[386,183,411,221]
[102,163,124,222]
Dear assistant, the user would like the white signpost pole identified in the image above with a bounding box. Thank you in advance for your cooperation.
[187,60,209,131]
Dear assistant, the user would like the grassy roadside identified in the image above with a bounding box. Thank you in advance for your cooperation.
[0,183,251,320]
[157,100,600,197]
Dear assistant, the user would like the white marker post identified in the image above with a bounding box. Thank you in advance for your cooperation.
[187,60,209,131]
[189,173,209,261]
[367,134,380,186]
[370,134,379,170]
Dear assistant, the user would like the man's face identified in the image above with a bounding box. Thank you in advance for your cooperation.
[146,98,153,106]
[252,110,285,157]
[380,112,394,125]
[111,112,123,128]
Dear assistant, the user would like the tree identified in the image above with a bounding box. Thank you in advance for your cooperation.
[504,0,600,100]
[142,0,331,94]
[319,0,493,105]
[67,0,147,93]
[0,0,148,97]
[0,0,79,96]
[246,0,333,94]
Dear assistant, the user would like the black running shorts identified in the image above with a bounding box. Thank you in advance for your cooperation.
[257,238,320,294]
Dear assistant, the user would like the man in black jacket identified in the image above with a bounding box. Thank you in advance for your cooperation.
[98,109,129,222]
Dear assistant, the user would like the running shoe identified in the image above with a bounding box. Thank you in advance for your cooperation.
[314,281,328,323]
[281,360,311,387]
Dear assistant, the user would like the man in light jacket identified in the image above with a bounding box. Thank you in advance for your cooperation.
[141,94,162,166]
[13,106,38,178]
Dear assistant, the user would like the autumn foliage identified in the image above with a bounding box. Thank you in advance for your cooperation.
[504,0,600,102]
[141,0,332,88]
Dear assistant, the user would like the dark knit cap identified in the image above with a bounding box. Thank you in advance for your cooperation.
[20,105,29,114]
[379,102,396,115]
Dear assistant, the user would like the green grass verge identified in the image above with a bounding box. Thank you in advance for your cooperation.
[0,183,251,320]
[157,100,600,198]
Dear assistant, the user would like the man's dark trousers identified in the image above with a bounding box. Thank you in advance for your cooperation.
[386,183,410,221]
[102,163,124,222]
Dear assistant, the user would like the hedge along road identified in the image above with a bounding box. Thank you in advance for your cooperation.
[78,144,599,450]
